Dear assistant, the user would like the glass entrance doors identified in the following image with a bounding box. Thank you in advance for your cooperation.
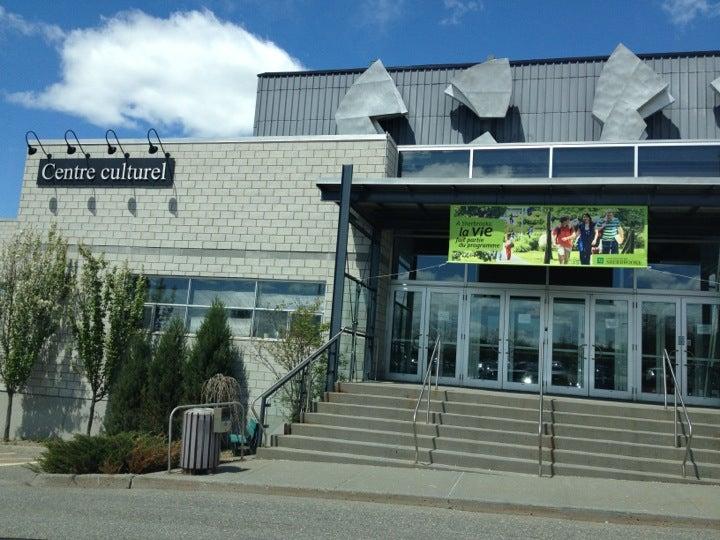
[462,292,544,390]
[385,285,718,407]
[682,300,720,406]
[545,294,632,398]
[386,286,461,382]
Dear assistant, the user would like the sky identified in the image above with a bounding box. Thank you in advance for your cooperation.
[1,0,719,217]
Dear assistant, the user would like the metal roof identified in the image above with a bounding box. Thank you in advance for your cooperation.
[254,51,720,145]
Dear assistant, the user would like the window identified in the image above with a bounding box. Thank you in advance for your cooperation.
[143,276,325,338]
[638,145,720,177]
[553,147,634,177]
[472,148,549,178]
[398,150,470,178]
[393,236,466,282]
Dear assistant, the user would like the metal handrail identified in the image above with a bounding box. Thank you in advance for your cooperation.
[662,349,694,477]
[249,329,348,449]
[167,401,246,473]
[412,335,441,464]
[537,341,545,477]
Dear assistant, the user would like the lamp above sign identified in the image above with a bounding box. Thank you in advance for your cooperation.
[36,158,175,187]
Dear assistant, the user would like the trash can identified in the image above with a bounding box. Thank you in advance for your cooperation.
[180,408,221,473]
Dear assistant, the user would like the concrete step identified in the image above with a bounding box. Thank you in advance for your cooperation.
[271,434,551,476]
[256,446,420,470]
[314,401,537,433]
[291,420,720,475]
[324,394,718,438]
[552,447,720,479]
[549,423,719,451]
[317,393,720,440]
[304,412,539,446]
[289,423,552,461]
[339,382,720,425]
[549,461,720,485]
[257,446,719,485]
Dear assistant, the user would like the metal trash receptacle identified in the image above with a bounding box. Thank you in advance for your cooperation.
[180,408,221,473]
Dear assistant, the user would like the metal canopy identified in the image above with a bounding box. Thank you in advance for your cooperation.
[317,176,720,231]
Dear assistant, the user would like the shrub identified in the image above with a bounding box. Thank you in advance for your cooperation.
[35,433,135,475]
[34,432,179,475]
[104,332,152,435]
[143,317,186,435]
[184,299,240,402]
[256,302,329,423]
[127,434,180,474]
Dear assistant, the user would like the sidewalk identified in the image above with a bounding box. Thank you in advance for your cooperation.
[131,458,720,528]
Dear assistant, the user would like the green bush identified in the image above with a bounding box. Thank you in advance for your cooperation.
[104,332,152,435]
[184,299,239,403]
[35,433,135,474]
[143,317,186,435]
[34,432,178,474]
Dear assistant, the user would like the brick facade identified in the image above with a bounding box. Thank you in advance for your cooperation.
[0,134,395,438]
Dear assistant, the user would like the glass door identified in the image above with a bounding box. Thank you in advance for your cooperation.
[386,287,426,381]
[425,289,462,384]
[637,298,680,402]
[590,296,632,399]
[546,295,589,396]
[503,294,544,391]
[463,291,504,388]
[682,300,720,406]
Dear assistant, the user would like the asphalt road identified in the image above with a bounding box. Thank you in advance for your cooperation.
[0,484,716,540]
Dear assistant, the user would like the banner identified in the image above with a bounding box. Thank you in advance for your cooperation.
[449,205,648,268]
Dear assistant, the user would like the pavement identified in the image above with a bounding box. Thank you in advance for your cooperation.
[2,447,719,530]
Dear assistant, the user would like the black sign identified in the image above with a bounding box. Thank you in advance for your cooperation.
[37,158,175,187]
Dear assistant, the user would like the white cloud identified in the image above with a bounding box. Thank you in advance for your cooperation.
[441,0,481,25]
[7,9,304,137]
[662,0,720,26]
[0,5,65,43]
[360,0,405,27]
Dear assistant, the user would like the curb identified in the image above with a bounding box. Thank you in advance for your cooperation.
[31,473,134,489]
[132,475,720,530]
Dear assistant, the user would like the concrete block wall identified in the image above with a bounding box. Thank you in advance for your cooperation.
[0,134,395,439]
[0,219,17,244]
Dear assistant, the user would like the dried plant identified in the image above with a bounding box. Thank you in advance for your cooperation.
[201,373,246,433]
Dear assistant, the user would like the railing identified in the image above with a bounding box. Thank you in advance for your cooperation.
[537,341,545,477]
[167,401,246,473]
[412,335,441,464]
[662,349,694,477]
[250,329,347,450]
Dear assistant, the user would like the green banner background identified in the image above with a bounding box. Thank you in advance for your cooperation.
[449,205,648,268]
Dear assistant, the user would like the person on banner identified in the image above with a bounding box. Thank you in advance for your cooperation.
[575,213,596,265]
[593,210,624,254]
[552,216,575,264]
[504,232,514,261]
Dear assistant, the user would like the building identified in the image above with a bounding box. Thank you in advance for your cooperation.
[1,45,719,479]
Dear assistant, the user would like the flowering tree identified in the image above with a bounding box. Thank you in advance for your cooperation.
[73,247,146,435]
[0,226,72,441]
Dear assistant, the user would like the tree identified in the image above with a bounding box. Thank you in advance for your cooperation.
[184,300,239,403]
[103,331,151,435]
[256,303,329,423]
[0,226,72,441]
[143,317,186,435]
[73,247,146,435]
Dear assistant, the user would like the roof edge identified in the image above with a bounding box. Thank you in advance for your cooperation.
[258,49,720,78]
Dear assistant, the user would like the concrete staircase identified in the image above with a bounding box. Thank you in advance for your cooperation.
[257,382,720,484]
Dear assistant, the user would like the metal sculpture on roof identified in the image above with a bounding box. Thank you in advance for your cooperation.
[711,76,720,95]
[445,58,512,118]
[469,132,497,144]
[335,60,408,135]
[593,43,674,141]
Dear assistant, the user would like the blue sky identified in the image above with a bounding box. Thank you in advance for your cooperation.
[1,0,719,217]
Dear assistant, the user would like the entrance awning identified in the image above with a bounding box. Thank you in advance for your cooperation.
[317,176,720,232]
